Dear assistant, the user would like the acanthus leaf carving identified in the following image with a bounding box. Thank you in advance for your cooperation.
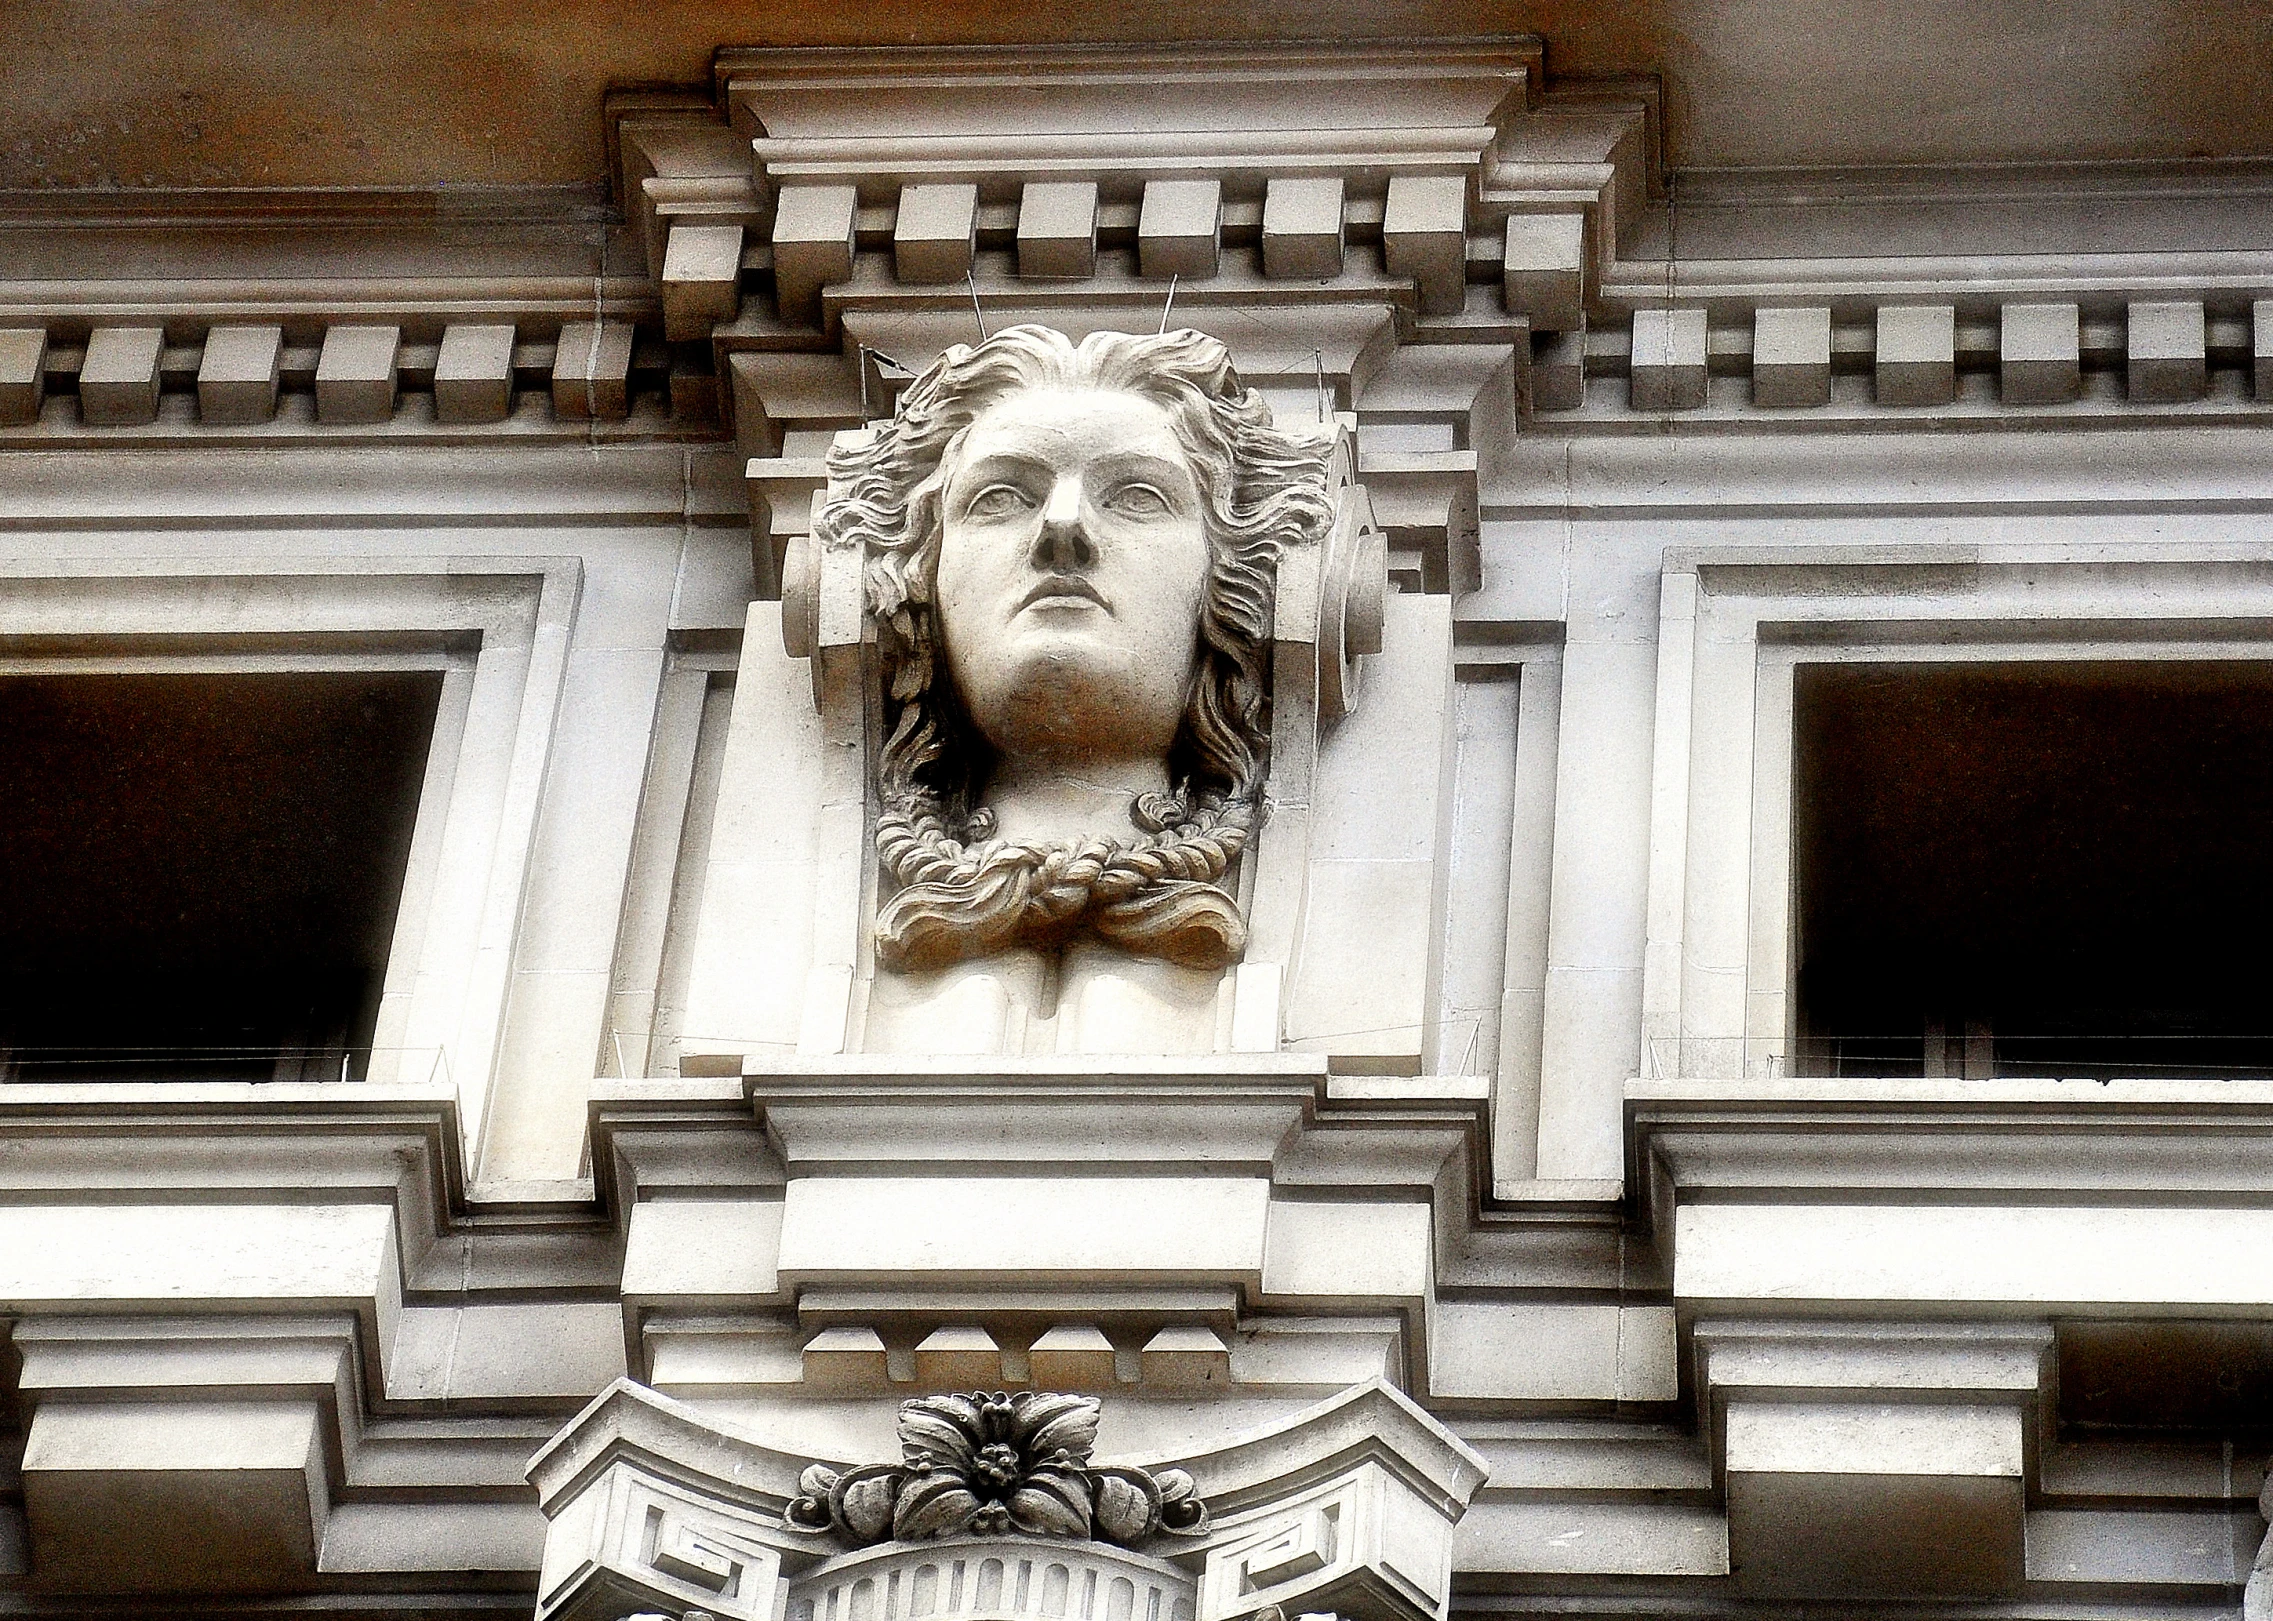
[784,1391,1211,1550]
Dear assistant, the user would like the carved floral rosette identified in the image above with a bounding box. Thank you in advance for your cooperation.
[786,1393,1209,1548]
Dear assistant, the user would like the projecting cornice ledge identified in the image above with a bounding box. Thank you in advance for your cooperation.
[1627,1078,2273,1599]
[613,37,1648,348]
[1627,1077,2273,1321]
[0,1082,632,1597]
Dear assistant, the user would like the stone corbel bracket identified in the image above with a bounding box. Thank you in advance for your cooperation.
[1181,1380,1487,1621]
[771,414,1384,1058]
[597,1055,1494,1406]
[527,1377,1486,1621]
[0,1080,628,1598]
[608,91,772,344]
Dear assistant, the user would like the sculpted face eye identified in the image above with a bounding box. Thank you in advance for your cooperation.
[963,482,1036,521]
[1104,482,1172,517]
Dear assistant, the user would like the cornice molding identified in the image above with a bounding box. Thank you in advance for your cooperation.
[1629,1076,2273,1206]
[3,44,2269,457]
[1625,1077,2273,1319]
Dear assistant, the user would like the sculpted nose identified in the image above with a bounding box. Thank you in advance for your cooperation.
[1031,476,1093,570]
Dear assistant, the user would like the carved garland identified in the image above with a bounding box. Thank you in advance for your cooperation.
[785,1392,1210,1547]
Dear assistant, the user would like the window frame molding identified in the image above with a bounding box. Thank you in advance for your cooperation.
[0,555,581,1155]
[1639,544,2273,1085]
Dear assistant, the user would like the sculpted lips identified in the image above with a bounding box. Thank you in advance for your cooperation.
[1017,574,1108,613]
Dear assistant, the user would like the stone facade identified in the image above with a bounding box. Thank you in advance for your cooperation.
[3,20,2273,1618]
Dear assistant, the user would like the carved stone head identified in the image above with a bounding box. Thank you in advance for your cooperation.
[815,325,1334,974]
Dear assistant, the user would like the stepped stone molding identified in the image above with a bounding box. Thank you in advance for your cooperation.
[1687,1320,2053,1598]
[1627,1076,2273,1271]
[0,1082,619,1594]
[2,46,2265,456]
[1622,1078,2273,1593]
[703,40,1643,333]
[588,1056,1531,1406]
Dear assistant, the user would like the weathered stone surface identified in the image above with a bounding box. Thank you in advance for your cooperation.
[893,183,978,285]
[432,322,516,423]
[1138,179,1222,279]
[1631,308,1706,409]
[1008,181,1095,281]
[0,327,48,424]
[551,319,634,419]
[315,324,400,423]
[196,324,283,424]
[24,1402,327,1594]
[2128,299,2207,401]
[1999,301,2080,403]
[78,326,162,425]
[661,222,745,339]
[1502,213,1585,332]
[1262,176,1345,280]
[1382,173,1468,315]
[1751,306,1831,407]
[773,185,858,321]
[1875,304,1955,404]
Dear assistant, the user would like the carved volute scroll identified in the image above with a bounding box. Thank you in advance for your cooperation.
[777,323,1385,1056]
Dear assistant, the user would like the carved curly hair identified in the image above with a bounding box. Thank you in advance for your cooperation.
[814,325,1334,973]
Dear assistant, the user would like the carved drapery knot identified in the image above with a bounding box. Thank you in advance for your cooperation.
[784,1392,1210,1548]
[873,795,1256,972]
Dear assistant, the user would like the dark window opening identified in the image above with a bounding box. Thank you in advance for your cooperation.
[0,671,442,1081]
[1794,660,2273,1079]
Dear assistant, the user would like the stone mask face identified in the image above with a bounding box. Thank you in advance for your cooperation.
[933,385,1211,772]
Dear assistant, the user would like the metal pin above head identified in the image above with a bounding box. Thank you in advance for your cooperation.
[967,270,989,341]
[1314,348,1327,422]
[1158,273,1179,335]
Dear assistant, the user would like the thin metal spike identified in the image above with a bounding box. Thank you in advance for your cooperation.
[1158,273,1179,335]
[966,270,989,341]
